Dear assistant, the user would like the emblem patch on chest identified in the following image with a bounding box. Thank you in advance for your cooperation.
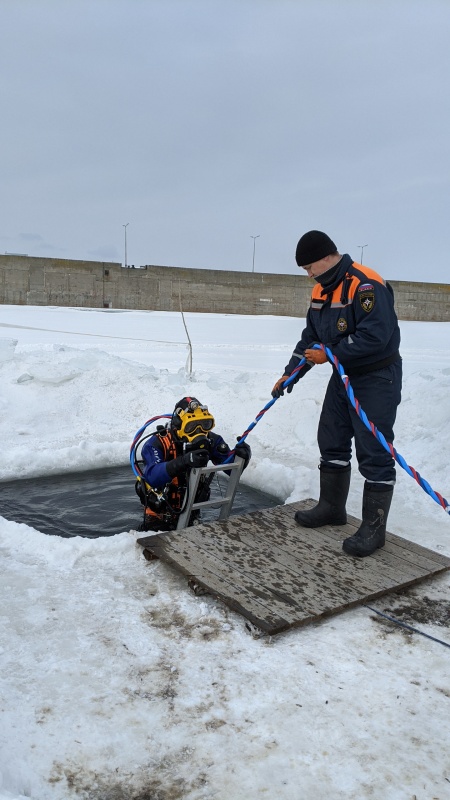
[358,288,375,312]
[337,317,348,332]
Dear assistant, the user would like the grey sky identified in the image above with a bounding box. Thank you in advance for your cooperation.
[1,0,450,282]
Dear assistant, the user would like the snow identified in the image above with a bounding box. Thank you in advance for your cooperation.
[0,304,449,800]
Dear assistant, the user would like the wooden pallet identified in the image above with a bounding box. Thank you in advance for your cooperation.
[137,499,450,635]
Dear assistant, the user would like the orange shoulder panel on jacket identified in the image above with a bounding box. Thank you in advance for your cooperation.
[310,263,386,304]
[347,263,386,301]
[352,262,386,286]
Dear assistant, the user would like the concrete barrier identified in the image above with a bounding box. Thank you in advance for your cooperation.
[0,254,448,321]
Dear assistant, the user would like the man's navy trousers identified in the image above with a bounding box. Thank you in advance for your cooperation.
[318,360,402,483]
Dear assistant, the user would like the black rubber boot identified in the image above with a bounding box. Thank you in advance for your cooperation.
[294,465,351,528]
[342,484,393,557]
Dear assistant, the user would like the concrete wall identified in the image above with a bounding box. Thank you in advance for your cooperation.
[0,256,116,309]
[388,279,450,322]
[0,254,449,321]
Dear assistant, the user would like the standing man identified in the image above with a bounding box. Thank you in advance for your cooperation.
[272,230,402,557]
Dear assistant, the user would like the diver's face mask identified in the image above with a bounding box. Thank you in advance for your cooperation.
[173,400,215,443]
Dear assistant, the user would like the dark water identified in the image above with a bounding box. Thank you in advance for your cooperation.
[0,466,279,538]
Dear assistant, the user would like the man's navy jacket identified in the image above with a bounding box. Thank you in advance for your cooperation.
[285,254,401,378]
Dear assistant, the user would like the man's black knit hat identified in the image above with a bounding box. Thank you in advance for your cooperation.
[295,230,337,266]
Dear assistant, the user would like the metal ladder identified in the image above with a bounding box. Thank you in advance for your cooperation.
[176,457,244,530]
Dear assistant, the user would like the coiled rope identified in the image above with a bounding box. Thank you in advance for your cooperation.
[228,343,450,516]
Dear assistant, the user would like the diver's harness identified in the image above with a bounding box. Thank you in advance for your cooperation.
[134,424,214,528]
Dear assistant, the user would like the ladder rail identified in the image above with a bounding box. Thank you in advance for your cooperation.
[176,458,244,530]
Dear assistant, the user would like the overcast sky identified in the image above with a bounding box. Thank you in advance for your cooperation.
[1,0,450,283]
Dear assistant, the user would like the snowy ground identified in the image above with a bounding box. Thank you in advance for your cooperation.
[0,305,449,800]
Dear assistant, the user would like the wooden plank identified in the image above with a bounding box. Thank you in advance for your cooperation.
[250,501,450,586]
[206,509,441,597]
[297,500,450,566]
[139,533,308,626]
[179,524,356,615]
[218,521,414,598]
[249,504,448,582]
[142,536,295,633]
[144,536,357,634]
[192,513,448,613]
[149,527,326,619]
[287,500,450,572]
[142,525,433,633]
[137,500,450,636]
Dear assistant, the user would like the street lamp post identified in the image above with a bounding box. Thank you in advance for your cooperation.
[358,243,368,264]
[123,223,129,268]
[250,235,260,273]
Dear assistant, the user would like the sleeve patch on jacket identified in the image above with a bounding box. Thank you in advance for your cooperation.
[358,283,374,292]
[359,289,375,313]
